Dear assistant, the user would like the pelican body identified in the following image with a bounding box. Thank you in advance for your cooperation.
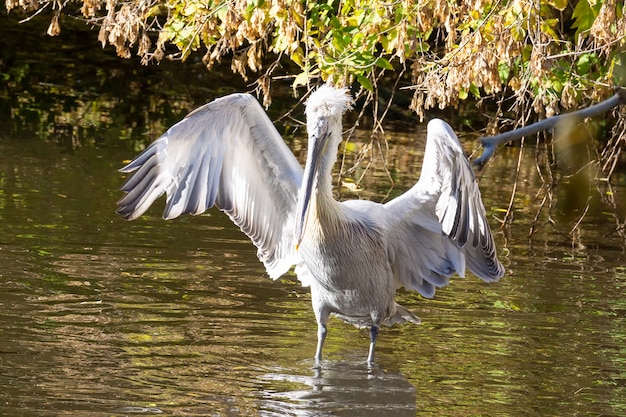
[117,85,504,366]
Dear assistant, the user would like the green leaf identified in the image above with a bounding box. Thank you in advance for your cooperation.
[243,2,255,20]
[498,62,511,83]
[291,47,305,68]
[293,71,309,88]
[375,57,394,70]
[577,52,598,75]
[540,18,559,40]
[572,0,602,42]
[612,53,626,86]
[550,79,563,93]
[356,73,373,91]
[469,83,481,98]
[547,0,568,11]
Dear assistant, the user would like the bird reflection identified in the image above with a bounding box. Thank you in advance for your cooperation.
[258,361,416,417]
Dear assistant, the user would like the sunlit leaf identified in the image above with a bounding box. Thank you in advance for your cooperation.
[293,71,309,88]
[547,0,568,11]
[343,141,358,152]
[291,47,305,68]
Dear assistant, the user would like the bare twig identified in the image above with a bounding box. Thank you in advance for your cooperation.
[18,2,50,23]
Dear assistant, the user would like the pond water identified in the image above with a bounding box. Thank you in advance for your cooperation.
[1,13,626,417]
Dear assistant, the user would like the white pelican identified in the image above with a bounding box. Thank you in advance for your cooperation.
[117,84,504,366]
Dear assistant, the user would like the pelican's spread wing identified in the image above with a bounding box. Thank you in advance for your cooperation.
[117,93,303,279]
[385,119,504,298]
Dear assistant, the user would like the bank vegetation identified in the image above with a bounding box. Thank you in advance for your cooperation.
[6,0,626,240]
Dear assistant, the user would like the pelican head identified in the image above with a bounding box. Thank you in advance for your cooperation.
[295,85,353,249]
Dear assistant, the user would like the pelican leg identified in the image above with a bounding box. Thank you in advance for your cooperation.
[367,325,379,366]
[314,323,327,367]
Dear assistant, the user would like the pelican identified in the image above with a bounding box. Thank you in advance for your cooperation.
[117,84,504,366]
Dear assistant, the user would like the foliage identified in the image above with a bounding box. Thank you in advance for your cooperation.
[4,0,626,240]
[5,0,624,111]
[5,1,626,170]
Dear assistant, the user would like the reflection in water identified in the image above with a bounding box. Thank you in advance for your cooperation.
[259,363,416,417]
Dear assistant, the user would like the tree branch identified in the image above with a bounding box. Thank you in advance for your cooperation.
[474,87,626,167]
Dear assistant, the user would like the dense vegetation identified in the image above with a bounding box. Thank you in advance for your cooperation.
[6,0,624,113]
[4,0,626,239]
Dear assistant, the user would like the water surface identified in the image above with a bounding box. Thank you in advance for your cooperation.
[1,125,625,416]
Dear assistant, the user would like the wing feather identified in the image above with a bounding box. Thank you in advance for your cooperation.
[117,93,303,279]
[385,119,504,297]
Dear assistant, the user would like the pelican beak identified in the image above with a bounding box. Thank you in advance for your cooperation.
[295,128,327,250]
[295,151,317,250]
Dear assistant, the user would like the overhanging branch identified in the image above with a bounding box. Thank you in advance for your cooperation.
[474,87,626,167]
